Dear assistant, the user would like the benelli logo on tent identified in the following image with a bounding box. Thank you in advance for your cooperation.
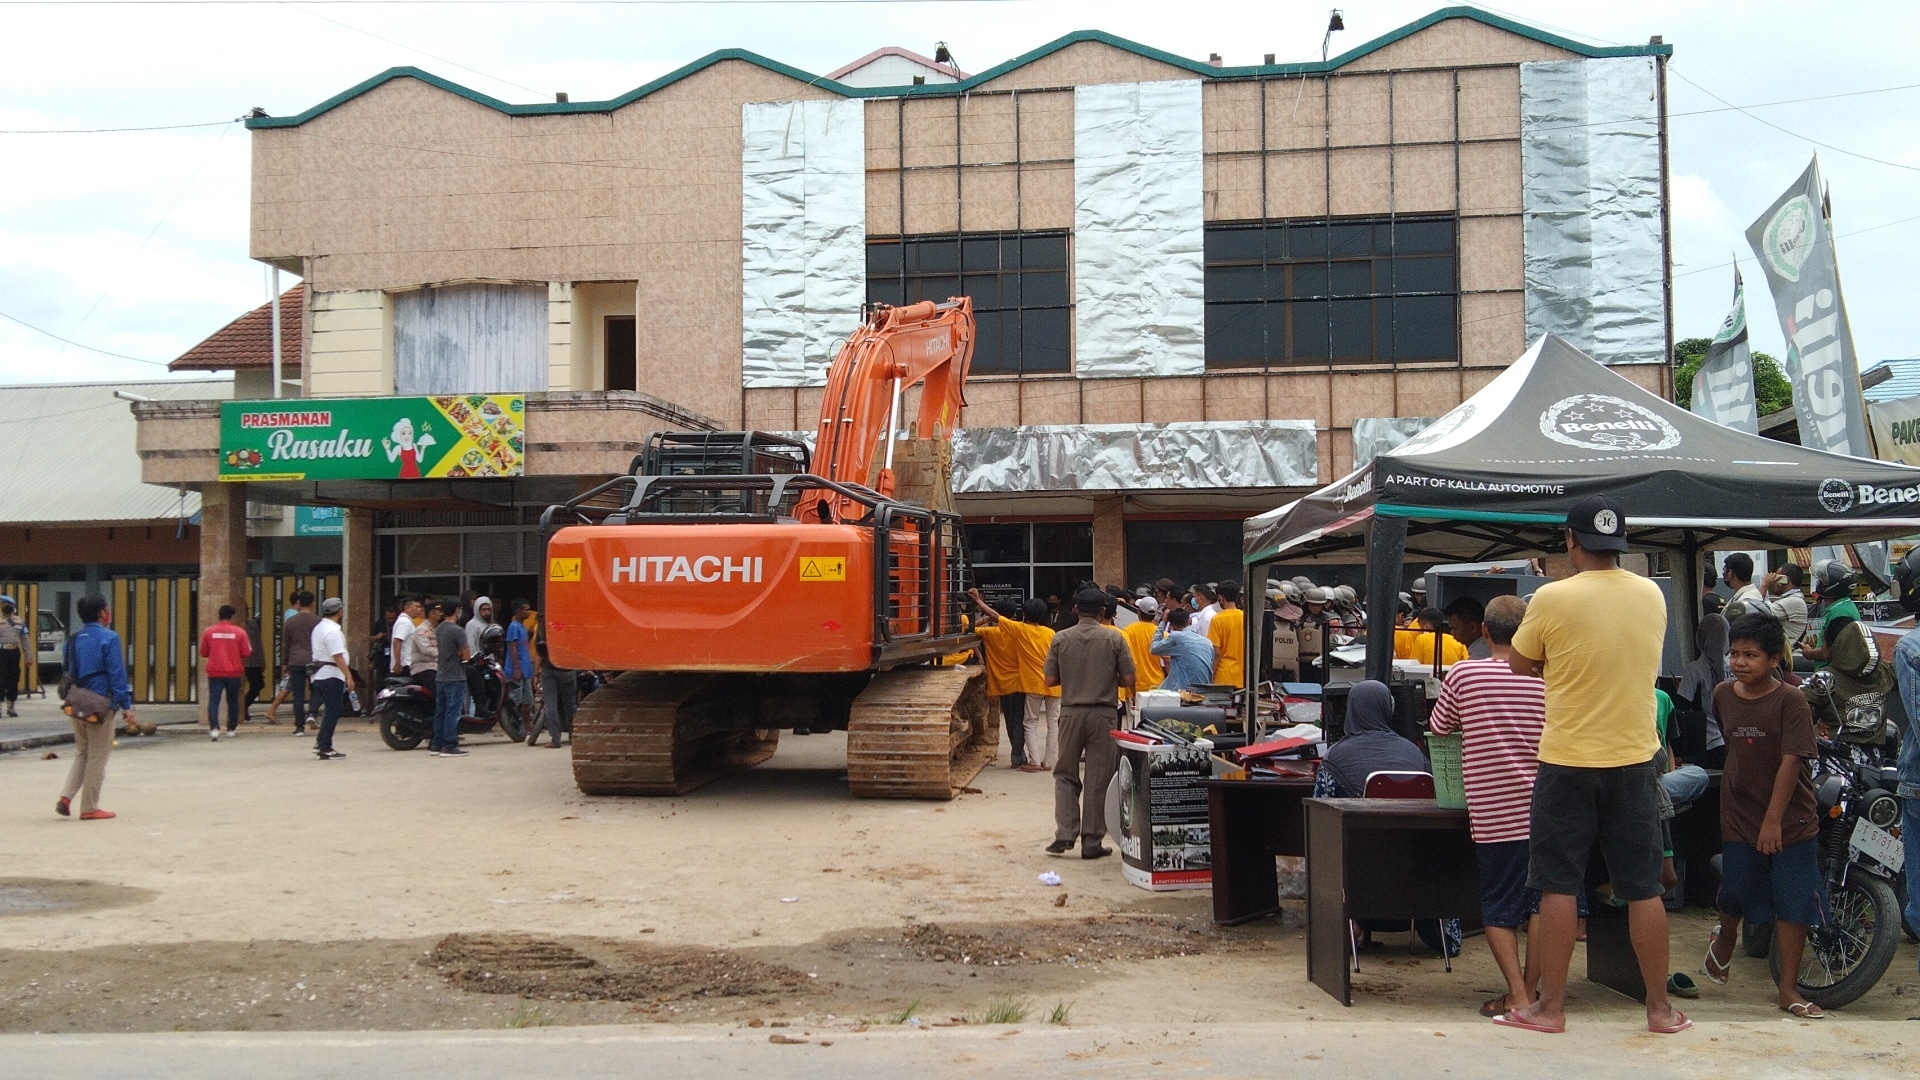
[1837,481,1920,511]
[1817,478,1854,513]
[1539,395,1682,453]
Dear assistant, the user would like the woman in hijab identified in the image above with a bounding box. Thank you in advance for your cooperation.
[1314,679,1460,958]
[1675,614,1730,770]
[1315,679,1430,798]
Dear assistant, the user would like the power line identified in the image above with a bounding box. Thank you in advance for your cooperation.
[1668,66,1920,175]
[277,1,543,96]
[0,119,239,134]
[0,309,170,366]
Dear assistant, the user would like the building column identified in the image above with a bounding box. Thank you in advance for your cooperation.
[1092,496,1127,588]
[197,482,249,708]
[342,507,375,676]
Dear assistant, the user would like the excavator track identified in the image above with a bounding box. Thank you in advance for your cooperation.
[846,666,995,800]
[571,672,781,796]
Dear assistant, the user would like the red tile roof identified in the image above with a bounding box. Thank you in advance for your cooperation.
[171,285,303,371]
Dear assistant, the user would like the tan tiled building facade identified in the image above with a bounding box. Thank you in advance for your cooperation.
[138,7,1673,636]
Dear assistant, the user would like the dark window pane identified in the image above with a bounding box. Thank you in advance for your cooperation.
[1391,295,1456,360]
[1206,303,1268,367]
[1208,265,1268,303]
[1020,234,1068,269]
[1291,263,1327,300]
[867,280,904,307]
[966,523,1030,565]
[1328,261,1372,297]
[1392,255,1454,294]
[1391,219,1454,254]
[1205,226,1266,264]
[962,237,1000,271]
[1290,300,1329,361]
[1020,307,1070,373]
[1033,522,1094,563]
[1329,298,1373,360]
[963,273,1000,310]
[867,243,901,277]
[972,309,1007,373]
[1289,224,1325,258]
[914,239,960,273]
[915,276,959,304]
[971,564,1030,603]
[1326,223,1372,257]
[1032,565,1095,608]
[1022,270,1069,308]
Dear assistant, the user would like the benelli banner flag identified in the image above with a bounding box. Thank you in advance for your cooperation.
[1745,155,1872,457]
[1690,269,1759,433]
[219,395,525,482]
[1868,395,1920,468]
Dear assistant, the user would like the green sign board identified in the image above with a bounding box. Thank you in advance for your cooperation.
[219,396,525,482]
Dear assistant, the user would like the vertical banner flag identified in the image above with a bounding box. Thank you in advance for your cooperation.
[1690,270,1759,433]
[1745,156,1871,456]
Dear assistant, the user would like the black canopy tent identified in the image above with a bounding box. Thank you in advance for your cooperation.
[1243,334,1920,685]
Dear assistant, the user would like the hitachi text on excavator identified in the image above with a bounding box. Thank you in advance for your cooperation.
[540,298,996,798]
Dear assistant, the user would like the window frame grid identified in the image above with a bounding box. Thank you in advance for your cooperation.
[867,230,1073,377]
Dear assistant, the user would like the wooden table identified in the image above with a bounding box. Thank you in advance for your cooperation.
[1203,777,1315,926]
[1304,797,1478,1006]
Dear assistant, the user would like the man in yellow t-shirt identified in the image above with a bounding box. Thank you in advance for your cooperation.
[1503,494,1682,1037]
[1402,608,1469,668]
[1206,579,1247,688]
[1011,598,1061,771]
[1120,597,1165,701]
[966,591,1030,769]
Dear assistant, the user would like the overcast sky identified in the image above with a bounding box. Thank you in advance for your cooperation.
[2,0,1916,386]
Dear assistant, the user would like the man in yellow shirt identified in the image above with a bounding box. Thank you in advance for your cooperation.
[965,591,1029,769]
[1206,580,1247,688]
[1402,608,1469,668]
[1120,597,1165,701]
[1012,598,1060,771]
[1503,494,1684,1037]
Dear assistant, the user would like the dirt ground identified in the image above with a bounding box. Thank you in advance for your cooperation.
[2,717,1917,1036]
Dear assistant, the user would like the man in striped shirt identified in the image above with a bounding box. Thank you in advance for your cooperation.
[1429,593,1547,1018]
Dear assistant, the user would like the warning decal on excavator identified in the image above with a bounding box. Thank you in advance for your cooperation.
[548,558,582,582]
[798,557,846,582]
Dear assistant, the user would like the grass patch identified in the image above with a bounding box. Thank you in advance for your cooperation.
[887,995,924,1025]
[505,1002,556,1028]
[968,996,1030,1025]
[1046,1000,1073,1025]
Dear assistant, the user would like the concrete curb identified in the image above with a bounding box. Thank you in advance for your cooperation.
[0,731,75,753]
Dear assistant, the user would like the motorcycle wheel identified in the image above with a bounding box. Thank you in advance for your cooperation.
[1770,873,1901,1010]
[496,704,526,744]
[378,707,424,751]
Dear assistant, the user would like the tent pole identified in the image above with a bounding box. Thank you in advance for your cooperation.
[1365,515,1407,684]
[1247,561,1268,742]
[1677,532,1701,664]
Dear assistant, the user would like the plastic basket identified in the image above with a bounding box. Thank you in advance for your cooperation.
[1425,732,1467,810]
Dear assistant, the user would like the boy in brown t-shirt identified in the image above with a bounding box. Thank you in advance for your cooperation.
[1701,614,1826,1018]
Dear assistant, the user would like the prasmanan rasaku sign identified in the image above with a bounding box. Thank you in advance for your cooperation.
[218,396,525,482]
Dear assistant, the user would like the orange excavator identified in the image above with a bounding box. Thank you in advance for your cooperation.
[540,298,994,798]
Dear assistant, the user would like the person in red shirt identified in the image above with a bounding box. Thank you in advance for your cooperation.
[199,604,253,741]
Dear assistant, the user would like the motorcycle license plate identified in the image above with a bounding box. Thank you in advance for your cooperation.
[1848,819,1905,873]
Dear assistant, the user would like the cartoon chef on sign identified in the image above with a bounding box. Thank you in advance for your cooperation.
[382,416,437,480]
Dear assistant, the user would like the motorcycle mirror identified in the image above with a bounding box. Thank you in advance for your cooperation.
[1815,774,1846,814]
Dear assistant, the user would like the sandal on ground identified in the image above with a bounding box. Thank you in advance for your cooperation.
[1782,1001,1825,1019]
[1667,973,1700,1000]
[1648,1009,1692,1034]
[1480,990,1538,1018]
[1490,1010,1564,1034]
[1701,925,1731,985]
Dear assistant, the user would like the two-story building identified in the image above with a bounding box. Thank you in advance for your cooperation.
[137,6,1674,655]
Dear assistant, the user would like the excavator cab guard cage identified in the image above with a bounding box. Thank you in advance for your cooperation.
[539,473,975,668]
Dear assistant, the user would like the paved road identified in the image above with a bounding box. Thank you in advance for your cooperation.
[0,698,203,751]
[4,1019,1909,1079]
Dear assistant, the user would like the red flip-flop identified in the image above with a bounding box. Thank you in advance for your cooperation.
[1648,1010,1692,1034]
[1491,1010,1565,1034]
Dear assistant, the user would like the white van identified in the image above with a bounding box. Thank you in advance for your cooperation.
[36,610,66,683]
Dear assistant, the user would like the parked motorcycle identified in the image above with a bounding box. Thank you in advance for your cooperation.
[374,649,525,750]
[1763,733,1905,1010]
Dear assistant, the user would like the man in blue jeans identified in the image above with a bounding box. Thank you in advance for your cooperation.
[432,598,471,757]
[1890,552,1920,964]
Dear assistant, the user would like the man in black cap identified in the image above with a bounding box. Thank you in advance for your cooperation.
[1503,495,1685,1035]
[1042,589,1136,859]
